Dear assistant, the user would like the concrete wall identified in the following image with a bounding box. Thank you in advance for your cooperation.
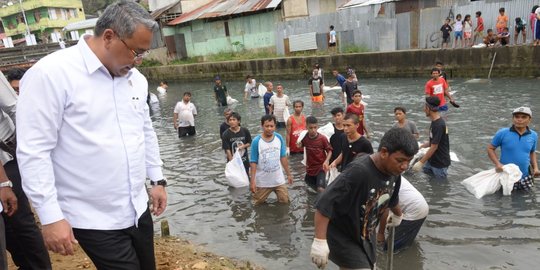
[139,46,540,81]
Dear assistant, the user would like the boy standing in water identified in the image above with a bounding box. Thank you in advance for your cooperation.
[250,115,293,205]
[222,112,252,174]
[330,113,373,171]
[329,107,345,164]
[213,76,228,106]
[263,81,274,115]
[346,90,370,138]
[308,69,325,103]
[244,75,259,100]
[393,107,419,140]
[173,92,197,137]
[269,83,291,128]
[341,72,357,105]
[286,100,306,155]
[297,116,333,193]
[157,80,168,94]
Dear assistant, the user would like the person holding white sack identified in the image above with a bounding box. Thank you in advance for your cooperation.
[222,112,252,175]
[487,106,539,191]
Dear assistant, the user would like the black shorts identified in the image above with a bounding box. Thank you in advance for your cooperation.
[384,217,426,251]
[329,42,336,47]
[304,171,326,190]
[516,26,525,33]
[442,36,450,43]
[178,126,196,137]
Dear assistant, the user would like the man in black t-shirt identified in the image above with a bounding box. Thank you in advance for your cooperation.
[221,112,252,173]
[329,107,345,163]
[329,113,373,172]
[311,128,419,270]
[341,73,357,105]
[412,96,451,178]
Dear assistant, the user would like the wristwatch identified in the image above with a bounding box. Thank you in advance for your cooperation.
[0,180,13,188]
[150,179,167,187]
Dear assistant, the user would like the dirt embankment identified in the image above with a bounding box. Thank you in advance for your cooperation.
[8,237,263,270]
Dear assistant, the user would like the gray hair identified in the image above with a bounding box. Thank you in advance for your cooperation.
[94,0,157,38]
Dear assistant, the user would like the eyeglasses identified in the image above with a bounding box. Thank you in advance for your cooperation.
[118,37,150,60]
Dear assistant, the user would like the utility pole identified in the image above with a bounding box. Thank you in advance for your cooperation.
[19,0,33,44]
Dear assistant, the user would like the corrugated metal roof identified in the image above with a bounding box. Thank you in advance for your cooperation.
[168,0,282,26]
[340,0,399,9]
[62,18,99,32]
[150,0,181,20]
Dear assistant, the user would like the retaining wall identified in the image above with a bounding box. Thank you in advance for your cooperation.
[139,46,540,81]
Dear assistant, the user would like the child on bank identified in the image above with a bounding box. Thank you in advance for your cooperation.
[222,112,252,174]
[440,18,452,48]
[345,90,369,138]
[297,116,333,193]
[463,14,473,47]
[250,115,293,205]
[496,7,508,34]
[452,14,463,48]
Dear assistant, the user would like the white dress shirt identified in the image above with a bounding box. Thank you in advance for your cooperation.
[16,35,164,230]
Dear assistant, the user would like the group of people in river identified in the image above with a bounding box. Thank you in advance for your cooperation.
[165,59,538,269]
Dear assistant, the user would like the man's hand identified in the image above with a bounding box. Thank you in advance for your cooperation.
[0,186,17,216]
[495,164,504,173]
[173,123,179,130]
[533,169,540,177]
[412,161,424,172]
[322,161,330,172]
[250,181,257,193]
[311,238,330,269]
[329,162,336,169]
[386,212,403,228]
[42,219,78,256]
[150,185,167,216]
[287,174,293,185]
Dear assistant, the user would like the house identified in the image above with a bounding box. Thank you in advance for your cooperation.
[0,0,86,44]
[62,17,97,41]
[165,0,282,59]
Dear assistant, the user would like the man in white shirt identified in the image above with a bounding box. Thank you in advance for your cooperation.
[156,80,168,94]
[173,92,197,137]
[243,75,259,100]
[269,83,291,128]
[16,1,167,269]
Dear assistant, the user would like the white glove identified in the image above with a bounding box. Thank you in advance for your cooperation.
[411,161,424,172]
[286,147,290,156]
[310,238,329,269]
[386,212,403,228]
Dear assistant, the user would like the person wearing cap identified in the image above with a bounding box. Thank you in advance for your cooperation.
[213,75,228,106]
[487,107,539,191]
[412,96,451,178]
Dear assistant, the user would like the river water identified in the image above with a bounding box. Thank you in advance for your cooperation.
[148,77,539,270]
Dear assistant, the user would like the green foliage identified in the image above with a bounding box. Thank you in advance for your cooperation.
[341,45,370,54]
[81,0,115,16]
[138,58,162,67]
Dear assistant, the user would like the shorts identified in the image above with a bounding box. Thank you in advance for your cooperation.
[442,36,450,43]
[474,30,484,38]
[464,31,472,39]
[422,160,448,179]
[304,171,326,191]
[178,126,196,137]
[513,175,534,191]
[252,184,289,205]
[454,31,463,38]
[515,26,525,33]
[312,95,323,103]
[329,42,336,47]
[384,217,426,251]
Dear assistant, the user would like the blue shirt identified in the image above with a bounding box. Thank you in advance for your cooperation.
[263,92,273,115]
[491,126,538,178]
[336,74,346,87]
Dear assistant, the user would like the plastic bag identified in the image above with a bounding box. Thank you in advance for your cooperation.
[317,122,334,141]
[283,107,291,123]
[327,167,340,185]
[226,96,238,104]
[258,84,267,97]
[461,164,521,198]
[225,150,249,188]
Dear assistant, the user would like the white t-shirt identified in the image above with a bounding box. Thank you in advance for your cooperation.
[244,79,258,97]
[454,20,463,32]
[250,133,287,188]
[174,101,197,127]
[463,21,472,33]
[399,177,429,221]
[269,94,290,122]
[329,30,336,43]
[157,86,167,95]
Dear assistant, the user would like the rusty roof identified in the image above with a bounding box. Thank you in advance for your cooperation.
[167,0,282,26]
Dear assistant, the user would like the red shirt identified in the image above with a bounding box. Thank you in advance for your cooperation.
[301,133,332,176]
[476,17,484,31]
[346,103,366,135]
[425,78,448,107]
[289,115,306,153]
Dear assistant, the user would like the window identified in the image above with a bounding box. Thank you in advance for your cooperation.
[224,21,230,37]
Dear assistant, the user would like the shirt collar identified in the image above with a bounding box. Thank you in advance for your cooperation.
[510,125,531,135]
[78,34,133,78]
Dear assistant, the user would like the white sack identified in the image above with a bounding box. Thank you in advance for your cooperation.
[226,96,239,104]
[225,150,249,188]
[461,164,521,198]
[283,107,291,123]
[327,167,340,185]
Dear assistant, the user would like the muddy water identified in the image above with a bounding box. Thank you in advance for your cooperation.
[149,77,539,270]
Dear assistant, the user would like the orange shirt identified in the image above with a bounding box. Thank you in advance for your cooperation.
[496,15,508,30]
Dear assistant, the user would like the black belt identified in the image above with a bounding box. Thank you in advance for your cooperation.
[0,133,16,157]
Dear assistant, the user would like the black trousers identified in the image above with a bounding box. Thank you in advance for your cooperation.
[0,214,6,270]
[73,209,155,270]
[2,159,52,270]
[178,126,196,137]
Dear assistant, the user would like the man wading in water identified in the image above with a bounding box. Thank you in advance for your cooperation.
[311,128,418,270]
